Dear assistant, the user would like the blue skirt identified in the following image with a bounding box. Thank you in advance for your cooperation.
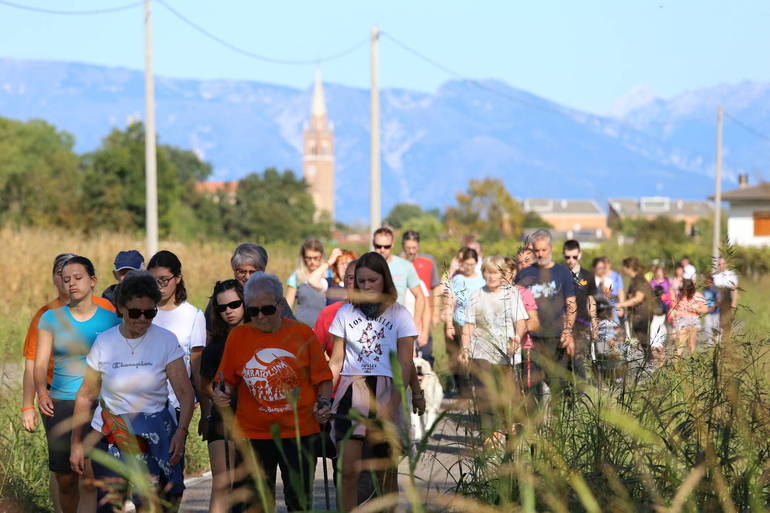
[95,407,185,501]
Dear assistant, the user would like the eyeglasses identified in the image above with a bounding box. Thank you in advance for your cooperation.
[564,255,579,260]
[156,275,175,287]
[126,308,158,319]
[374,244,392,250]
[246,304,278,317]
[215,300,243,313]
[235,269,258,279]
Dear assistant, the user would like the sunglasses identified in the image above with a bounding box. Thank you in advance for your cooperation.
[374,244,392,250]
[215,300,243,313]
[126,308,158,319]
[246,304,278,317]
[564,255,579,260]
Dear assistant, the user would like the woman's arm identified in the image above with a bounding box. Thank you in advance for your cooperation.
[21,359,38,432]
[308,248,342,291]
[33,329,54,417]
[190,346,203,399]
[328,335,345,384]
[167,358,195,465]
[460,323,473,365]
[70,367,101,476]
[511,320,526,355]
[285,286,297,309]
[617,291,644,309]
[526,308,540,334]
[397,336,424,415]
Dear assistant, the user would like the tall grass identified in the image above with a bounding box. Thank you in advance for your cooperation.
[2,227,769,512]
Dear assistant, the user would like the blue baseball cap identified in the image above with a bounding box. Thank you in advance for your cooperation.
[114,250,145,271]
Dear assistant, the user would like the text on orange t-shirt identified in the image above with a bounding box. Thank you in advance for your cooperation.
[217,319,332,440]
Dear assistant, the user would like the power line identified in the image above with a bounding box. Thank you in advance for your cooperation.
[724,111,770,144]
[380,31,565,117]
[0,0,142,15]
[155,0,367,66]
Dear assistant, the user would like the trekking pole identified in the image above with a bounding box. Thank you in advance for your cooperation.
[218,372,232,491]
[320,424,331,510]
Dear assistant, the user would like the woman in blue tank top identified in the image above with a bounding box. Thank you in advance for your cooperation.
[34,255,119,513]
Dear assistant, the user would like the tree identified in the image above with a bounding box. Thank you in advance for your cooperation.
[221,168,330,242]
[444,178,524,243]
[79,122,211,235]
[0,118,81,227]
[522,211,554,229]
[385,203,428,229]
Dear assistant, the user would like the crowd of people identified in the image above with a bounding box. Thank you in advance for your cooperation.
[18,227,739,512]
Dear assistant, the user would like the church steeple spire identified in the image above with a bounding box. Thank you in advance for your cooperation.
[303,69,335,221]
[312,68,326,118]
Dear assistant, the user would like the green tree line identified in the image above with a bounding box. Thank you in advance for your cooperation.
[0,117,329,242]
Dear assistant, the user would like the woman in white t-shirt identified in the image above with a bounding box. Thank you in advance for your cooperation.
[328,252,426,512]
[460,256,528,446]
[147,250,206,413]
[70,271,194,513]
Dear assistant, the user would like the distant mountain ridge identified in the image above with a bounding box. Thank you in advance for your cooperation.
[0,57,757,223]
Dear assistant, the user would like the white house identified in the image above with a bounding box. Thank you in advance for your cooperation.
[722,179,770,247]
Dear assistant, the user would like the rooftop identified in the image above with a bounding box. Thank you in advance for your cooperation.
[608,197,712,217]
[521,198,603,216]
[719,181,770,201]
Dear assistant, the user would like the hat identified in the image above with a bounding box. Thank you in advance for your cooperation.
[683,264,697,281]
[114,250,145,271]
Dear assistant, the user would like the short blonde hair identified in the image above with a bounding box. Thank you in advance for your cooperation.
[481,255,507,275]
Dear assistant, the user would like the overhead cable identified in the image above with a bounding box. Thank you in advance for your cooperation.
[156,0,367,66]
[0,0,142,15]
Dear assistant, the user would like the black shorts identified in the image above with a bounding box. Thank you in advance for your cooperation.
[42,398,76,473]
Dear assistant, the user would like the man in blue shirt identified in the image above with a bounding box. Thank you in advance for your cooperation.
[516,229,577,399]
[373,226,426,342]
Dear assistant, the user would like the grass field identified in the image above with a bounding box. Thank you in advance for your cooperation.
[1,227,769,512]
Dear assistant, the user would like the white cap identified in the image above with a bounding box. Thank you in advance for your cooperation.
[683,264,697,281]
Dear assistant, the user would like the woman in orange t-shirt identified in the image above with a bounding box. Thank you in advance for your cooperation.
[213,272,333,513]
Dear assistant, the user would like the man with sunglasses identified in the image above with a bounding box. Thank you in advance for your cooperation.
[372,227,426,336]
[563,239,597,379]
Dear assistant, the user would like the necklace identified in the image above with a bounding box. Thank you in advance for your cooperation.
[122,329,148,355]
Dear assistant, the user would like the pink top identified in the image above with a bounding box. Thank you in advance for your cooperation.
[673,293,706,318]
[517,285,538,349]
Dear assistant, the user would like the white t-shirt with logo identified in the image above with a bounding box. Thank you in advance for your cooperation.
[87,324,185,431]
[153,301,206,408]
[329,303,417,377]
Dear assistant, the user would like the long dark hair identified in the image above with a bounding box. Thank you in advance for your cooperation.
[681,278,696,300]
[147,250,187,305]
[352,252,398,319]
[209,279,244,342]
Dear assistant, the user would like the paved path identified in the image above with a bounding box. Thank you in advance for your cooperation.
[179,405,472,512]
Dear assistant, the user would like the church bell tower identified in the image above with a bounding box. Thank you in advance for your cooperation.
[303,70,335,221]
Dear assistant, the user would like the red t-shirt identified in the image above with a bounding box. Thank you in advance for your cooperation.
[313,301,344,357]
[217,319,333,440]
[412,256,436,297]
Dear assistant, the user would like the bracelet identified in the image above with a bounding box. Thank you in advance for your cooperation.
[177,425,189,435]
[38,394,49,401]
[21,406,34,412]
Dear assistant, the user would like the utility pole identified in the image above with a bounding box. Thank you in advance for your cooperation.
[369,26,381,240]
[711,106,723,267]
[144,0,158,257]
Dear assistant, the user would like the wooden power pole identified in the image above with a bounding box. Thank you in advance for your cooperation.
[369,26,381,240]
[712,106,724,267]
[144,0,158,257]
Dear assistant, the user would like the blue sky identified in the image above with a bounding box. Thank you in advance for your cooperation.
[0,0,768,114]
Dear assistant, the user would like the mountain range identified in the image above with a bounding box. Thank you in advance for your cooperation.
[1,57,766,223]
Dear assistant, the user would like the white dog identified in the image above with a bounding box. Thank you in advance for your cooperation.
[408,356,444,445]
